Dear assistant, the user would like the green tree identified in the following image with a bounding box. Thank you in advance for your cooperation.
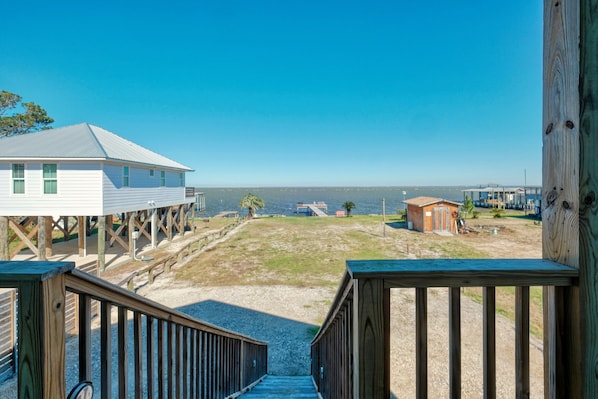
[462,195,474,217]
[342,201,356,216]
[239,193,265,219]
[0,90,54,137]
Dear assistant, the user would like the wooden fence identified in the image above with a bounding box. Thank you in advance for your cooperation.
[0,261,268,398]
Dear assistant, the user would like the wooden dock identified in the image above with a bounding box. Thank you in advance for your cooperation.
[239,376,318,398]
[296,202,328,217]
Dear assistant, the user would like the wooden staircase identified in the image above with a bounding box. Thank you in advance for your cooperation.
[239,376,318,398]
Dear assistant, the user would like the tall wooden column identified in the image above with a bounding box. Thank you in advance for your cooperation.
[44,217,53,258]
[97,216,106,272]
[579,0,598,396]
[151,209,157,248]
[37,216,47,261]
[0,216,8,260]
[167,207,173,241]
[77,217,86,257]
[128,212,136,259]
[543,0,583,396]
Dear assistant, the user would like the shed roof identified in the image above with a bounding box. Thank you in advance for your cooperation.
[0,123,193,171]
[403,196,462,207]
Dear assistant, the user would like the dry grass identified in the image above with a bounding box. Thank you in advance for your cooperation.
[175,214,542,286]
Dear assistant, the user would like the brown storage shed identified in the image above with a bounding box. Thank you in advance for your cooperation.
[403,196,462,234]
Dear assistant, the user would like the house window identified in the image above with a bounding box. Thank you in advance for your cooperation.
[179,173,184,187]
[160,170,166,187]
[12,163,25,194]
[123,166,130,187]
[150,169,155,177]
[43,163,57,194]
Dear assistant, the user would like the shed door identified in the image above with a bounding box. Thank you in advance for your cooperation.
[433,207,450,232]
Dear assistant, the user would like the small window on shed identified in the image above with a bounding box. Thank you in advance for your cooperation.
[179,173,184,187]
[123,166,130,187]
[160,170,166,187]
[43,163,57,194]
[150,169,155,177]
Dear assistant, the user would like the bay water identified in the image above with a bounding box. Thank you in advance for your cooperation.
[196,186,469,217]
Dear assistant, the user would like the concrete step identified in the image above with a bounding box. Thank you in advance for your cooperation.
[239,376,318,398]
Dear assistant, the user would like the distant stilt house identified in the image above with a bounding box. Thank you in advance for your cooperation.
[462,185,542,214]
[0,123,196,270]
[403,196,461,234]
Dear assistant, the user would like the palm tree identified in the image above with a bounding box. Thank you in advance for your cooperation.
[342,201,356,216]
[239,193,265,219]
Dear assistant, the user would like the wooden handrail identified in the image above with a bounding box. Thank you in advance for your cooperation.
[117,216,246,290]
[311,258,578,399]
[0,261,267,399]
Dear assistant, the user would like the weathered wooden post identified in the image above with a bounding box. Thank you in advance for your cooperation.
[77,216,86,257]
[352,278,389,399]
[0,261,75,399]
[97,215,106,272]
[37,216,47,261]
[128,212,137,259]
[0,216,8,260]
[45,217,53,258]
[541,0,598,396]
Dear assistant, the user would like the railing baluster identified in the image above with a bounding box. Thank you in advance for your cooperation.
[134,312,143,399]
[416,287,428,399]
[118,307,129,399]
[183,326,189,399]
[516,286,530,399]
[176,324,182,399]
[147,316,155,399]
[168,322,175,399]
[158,319,165,399]
[190,328,196,399]
[101,301,112,399]
[484,287,496,399]
[449,287,461,399]
[78,293,92,382]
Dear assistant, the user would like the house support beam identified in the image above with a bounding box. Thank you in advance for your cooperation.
[151,208,157,248]
[77,217,86,257]
[167,207,173,241]
[0,217,8,261]
[98,216,106,272]
[128,212,136,259]
[44,217,53,258]
[37,216,47,261]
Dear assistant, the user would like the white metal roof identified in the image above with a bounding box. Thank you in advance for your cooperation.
[0,123,193,171]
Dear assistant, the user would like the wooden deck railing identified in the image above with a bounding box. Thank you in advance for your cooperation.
[0,260,267,399]
[311,259,578,399]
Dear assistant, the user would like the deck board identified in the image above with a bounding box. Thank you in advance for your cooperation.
[240,376,318,398]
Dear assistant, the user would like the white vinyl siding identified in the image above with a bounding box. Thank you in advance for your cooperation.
[0,162,103,216]
[12,164,25,194]
[0,160,189,216]
[43,163,57,194]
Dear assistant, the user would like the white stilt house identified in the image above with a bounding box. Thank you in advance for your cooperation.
[0,123,196,271]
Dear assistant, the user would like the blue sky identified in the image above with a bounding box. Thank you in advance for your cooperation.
[1,1,543,187]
